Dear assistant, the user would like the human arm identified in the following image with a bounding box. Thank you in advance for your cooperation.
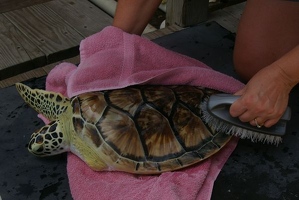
[113,0,162,35]
[230,44,299,127]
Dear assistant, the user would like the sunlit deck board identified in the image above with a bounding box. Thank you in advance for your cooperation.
[208,2,245,33]
[0,0,51,13]
[0,14,46,80]
[44,0,113,37]
[0,0,112,81]
[3,4,83,64]
[0,55,80,88]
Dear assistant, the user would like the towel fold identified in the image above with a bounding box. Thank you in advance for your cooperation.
[45,26,244,200]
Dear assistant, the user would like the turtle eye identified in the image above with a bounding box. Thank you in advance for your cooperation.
[36,135,44,144]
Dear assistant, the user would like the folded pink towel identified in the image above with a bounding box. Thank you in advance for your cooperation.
[45,26,244,200]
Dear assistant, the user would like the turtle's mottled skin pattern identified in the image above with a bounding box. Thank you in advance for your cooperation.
[28,122,65,156]
[16,83,231,174]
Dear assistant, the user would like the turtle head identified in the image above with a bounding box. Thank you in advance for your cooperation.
[28,121,70,156]
[16,83,72,156]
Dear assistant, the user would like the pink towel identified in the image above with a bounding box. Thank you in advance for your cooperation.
[45,26,244,200]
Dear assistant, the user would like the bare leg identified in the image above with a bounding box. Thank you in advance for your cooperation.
[113,0,162,35]
[234,0,299,81]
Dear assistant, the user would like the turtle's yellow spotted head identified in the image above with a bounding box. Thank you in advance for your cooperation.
[15,83,72,156]
[28,121,69,156]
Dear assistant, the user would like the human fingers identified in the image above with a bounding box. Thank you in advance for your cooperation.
[263,118,281,128]
[250,116,280,128]
[249,117,264,127]
[230,93,277,125]
[240,102,279,126]
[229,89,247,118]
[262,106,288,127]
[247,101,287,128]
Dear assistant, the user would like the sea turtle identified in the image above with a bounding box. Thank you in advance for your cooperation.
[16,83,231,174]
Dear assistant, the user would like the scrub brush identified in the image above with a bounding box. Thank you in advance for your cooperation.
[200,93,291,145]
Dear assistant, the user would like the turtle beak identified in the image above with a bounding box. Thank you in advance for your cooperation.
[28,137,44,156]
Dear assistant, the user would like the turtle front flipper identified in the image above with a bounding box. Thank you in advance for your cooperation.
[16,83,71,121]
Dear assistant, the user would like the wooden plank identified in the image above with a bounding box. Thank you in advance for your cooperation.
[222,2,245,19]
[3,4,84,63]
[0,68,47,89]
[0,14,46,80]
[143,25,183,40]
[0,0,51,13]
[0,55,80,89]
[209,0,246,12]
[45,0,113,37]
[208,8,241,33]
[166,0,209,27]
[209,2,245,33]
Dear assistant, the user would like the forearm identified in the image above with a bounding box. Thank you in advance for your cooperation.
[272,44,299,88]
[113,0,162,35]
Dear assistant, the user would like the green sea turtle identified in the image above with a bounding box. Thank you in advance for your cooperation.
[16,83,231,174]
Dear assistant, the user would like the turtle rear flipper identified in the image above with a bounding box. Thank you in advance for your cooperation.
[16,83,71,121]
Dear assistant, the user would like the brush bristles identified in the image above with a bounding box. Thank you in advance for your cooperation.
[200,98,282,146]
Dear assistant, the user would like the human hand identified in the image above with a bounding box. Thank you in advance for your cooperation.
[229,65,293,128]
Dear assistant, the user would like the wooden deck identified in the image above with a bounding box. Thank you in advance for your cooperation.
[0,0,112,81]
[0,0,246,88]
